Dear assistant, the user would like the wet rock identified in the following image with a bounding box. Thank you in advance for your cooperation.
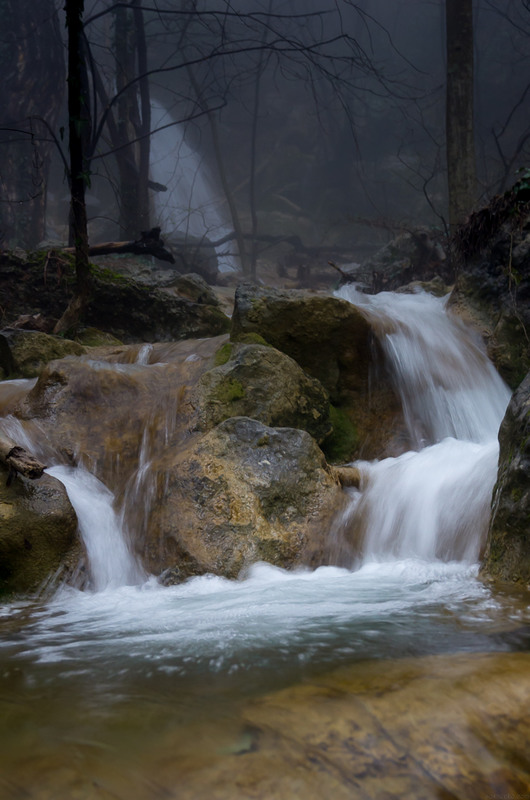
[0,329,85,378]
[144,417,345,580]
[0,466,79,597]
[193,343,332,444]
[231,283,372,399]
[481,370,530,584]
[231,284,403,459]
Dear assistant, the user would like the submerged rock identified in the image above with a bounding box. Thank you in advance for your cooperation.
[482,370,530,584]
[0,466,79,597]
[144,417,345,581]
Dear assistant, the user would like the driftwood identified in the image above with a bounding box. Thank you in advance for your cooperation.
[0,434,47,485]
[62,226,175,264]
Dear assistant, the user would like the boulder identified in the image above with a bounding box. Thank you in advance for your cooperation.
[0,329,85,378]
[230,284,403,459]
[144,417,345,581]
[0,466,79,597]
[481,371,530,584]
[13,339,222,493]
[0,250,230,343]
[231,284,372,399]
[85,272,230,343]
[192,343,332,444]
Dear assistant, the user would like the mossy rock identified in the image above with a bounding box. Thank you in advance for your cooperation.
[194,343,332,444]
[0,329,86,378]
[0,468,79,597]
[481,370,530,584]
[322,405,359,464]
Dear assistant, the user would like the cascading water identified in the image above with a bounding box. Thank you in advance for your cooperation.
[1,294,528,797]
[46,465,144,591]
[334,285,511,564]
[150,100,239,272]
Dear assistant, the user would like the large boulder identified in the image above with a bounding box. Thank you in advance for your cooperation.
[0,466,79,597]
[192,342,332,444]
[230,284,403,459]
[0,250,230,343]
[14,338,225,493]
[143,417,345,581]
[481,371,530,584]
[231,284,372,399]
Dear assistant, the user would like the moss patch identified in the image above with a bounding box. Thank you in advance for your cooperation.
[213,342,234,366]
[215,378,246,404]
[322,405,359,464]
[230,332,271,347]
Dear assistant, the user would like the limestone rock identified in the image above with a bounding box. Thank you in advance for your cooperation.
[230,284,403,459]
[14,339,222,493]
[0,329,85,378]
[231,283,372,399]
[144,417,345,580]
[481,371,530,584]
[0,250,230,343]
[0,467,79,597]
[193,343,332,443]
[85,273,230,343]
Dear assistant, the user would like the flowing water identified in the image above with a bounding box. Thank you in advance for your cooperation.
[1,290,529,798]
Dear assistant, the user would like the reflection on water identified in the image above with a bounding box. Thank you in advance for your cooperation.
[0,563,529,798]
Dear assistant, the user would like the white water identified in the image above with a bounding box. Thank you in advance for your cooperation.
[0,288,518,681]
[334,286,511,564]
[46,466,144,592]
[150,100,238,272]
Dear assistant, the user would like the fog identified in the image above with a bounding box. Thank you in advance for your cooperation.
[1,0,529,269]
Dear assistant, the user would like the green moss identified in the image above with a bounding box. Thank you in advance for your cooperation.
[214,342,233,366]
[230,332,271,347]
[322,405,359,464]
[89,263,132,286]
[215,378,245,404]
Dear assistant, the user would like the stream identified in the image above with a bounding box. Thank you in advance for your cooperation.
[1,289,530,799]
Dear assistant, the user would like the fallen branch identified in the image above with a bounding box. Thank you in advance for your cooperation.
[61,226,175,264]
[0,435,47,484]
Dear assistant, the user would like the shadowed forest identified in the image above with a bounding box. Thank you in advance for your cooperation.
[1,0,529,276]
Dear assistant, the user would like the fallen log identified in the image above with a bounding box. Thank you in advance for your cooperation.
[61,226,175,264]
[0,434,47,484]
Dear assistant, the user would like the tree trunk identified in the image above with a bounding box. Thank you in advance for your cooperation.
[446,0,476,229]
[114,4,151,238]
[54,0,92,335]
[0,0,64,247]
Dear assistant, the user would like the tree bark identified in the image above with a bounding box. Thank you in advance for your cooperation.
[0,0,65,247]
[446,0,476,229]
[54,0,93,335]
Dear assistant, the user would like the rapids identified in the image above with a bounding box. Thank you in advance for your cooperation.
[1,288,529,799]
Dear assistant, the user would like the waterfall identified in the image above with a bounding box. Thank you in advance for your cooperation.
[334,286,511,564]
[46,465,144,591]
[150,100,239,272]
